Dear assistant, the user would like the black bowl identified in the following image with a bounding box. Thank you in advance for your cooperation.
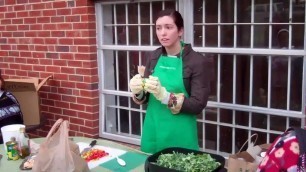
[144,147,226,172]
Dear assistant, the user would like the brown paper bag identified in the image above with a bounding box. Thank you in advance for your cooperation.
[32,119,90,172]
[228,134,260,172]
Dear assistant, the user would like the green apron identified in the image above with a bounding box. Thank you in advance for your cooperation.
[141,42,199,154]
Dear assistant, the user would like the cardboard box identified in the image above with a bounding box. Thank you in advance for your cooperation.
[4,75,52,126]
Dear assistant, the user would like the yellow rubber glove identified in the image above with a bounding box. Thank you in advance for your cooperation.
[144,76,169,102]
[129,74,144,94]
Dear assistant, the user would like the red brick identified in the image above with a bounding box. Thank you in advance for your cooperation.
[79,126,99,135]
[32,3,45,10]
[29,23,42,30]
[15,57,26,63]
[43,112,55,121]
[58,87,73,95]
[0,7,7,12]
[77,97,99,105]
[67,60,82,67]
[69,75,83,82]
[43,9,56,16]
[17,0,28,4]
[6,38,15,44]
[9,63,21,69]
[32,52,45,59]
[37,31,50,37]
[57,8,71,15]
[62,95,76,103]
[13,32,24,37]
[16,11,28,17]
[17,45,28,50]
[6,25,17,31]
[32,38,44,44]
[37,17,50,23]
[78,46,96,53]
[53,73,68,80]
[82,61,97,68]
[28,71,40,77]
[53,1,67,8]
[46,66,60,73]
[63,109,77,116]
[70,103,85,111]
[51,31,64,37]
[65,15,80,22]
[66,30,81,37]
[85,105,99,113]
[14,4,25,11]
[43,24,57,30]
[41,99,55,106]
[35,45,48,51]
[51,16,64,22]
[70,117,84,125]
[57,23,72,30]
[60,67,75,74]
[84,75,98,83]
[61,81,76,88]
[25,31,36,37]
[55,101,70,109]
[76,82,98,90]
[20,51,32,57]
[75,53,97,60]
[2,32,12,37]
[1,45,11,50]
[12,18,23,24]
[76,68,97,76]
[69,123,80,132]
[80,90,98,97]
[53,59,67,66]
[47,45,55,52]
[73,23,88,30]
[1,19,12,25]
[49,106,63,114]
[59,38,73,45]
[5,12,16,18]
[26,58,39,64]
[18,25,29,31]
[59,53,73,60]
[8,51,19,56]
[81,14,96,22]
[56,46,69,52]
[48,93,61,101]
[45,38,57,44]
[75,0,94,7]
[29,10,41,17]
[33,65,45,71]
[20,64,32,70]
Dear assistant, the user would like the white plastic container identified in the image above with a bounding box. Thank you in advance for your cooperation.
[1,124,25,151]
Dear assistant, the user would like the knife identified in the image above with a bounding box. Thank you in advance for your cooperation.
[81,140,97,155]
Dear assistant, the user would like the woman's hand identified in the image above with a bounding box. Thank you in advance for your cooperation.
[129,74,144,94]
[144,76,167,101]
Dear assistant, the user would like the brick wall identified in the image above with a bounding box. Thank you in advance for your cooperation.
[0,0,99,138]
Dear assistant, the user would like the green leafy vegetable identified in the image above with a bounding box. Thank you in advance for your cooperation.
[156,151,221,172]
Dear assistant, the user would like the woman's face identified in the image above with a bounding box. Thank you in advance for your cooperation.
[155,16,183,48]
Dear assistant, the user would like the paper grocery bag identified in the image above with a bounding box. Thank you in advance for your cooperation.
[228,152,258,172]
[32,119,90,172]
[227,134,261,172]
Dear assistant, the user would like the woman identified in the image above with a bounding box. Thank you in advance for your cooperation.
[0,70,23,143]
[129,9,210,153]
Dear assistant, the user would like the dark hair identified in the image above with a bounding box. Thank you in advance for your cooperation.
[155,9,184,31]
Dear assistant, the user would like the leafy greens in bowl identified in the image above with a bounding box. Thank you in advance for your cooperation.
[157,152,221,172]
[144,147,225,172]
